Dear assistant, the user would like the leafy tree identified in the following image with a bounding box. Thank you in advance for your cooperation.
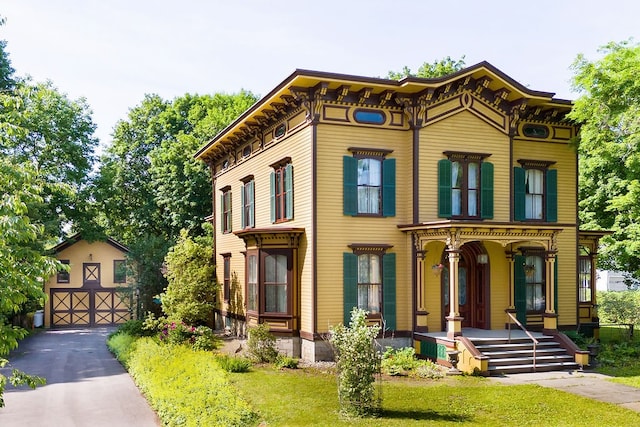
[569,39,640,275]
[386,56,466,80]
[596,290,640,326]
[0,159,57,405]
[330,308,381,418]
[161,226,217,325]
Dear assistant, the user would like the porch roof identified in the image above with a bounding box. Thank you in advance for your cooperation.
[398,221,568,252]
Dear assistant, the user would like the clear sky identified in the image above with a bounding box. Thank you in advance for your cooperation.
[1,0,639,147]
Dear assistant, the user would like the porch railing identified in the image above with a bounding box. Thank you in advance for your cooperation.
[506,311,539,371]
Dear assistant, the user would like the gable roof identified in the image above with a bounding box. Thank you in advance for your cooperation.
[195,61,572,162]
[51,233,129,254]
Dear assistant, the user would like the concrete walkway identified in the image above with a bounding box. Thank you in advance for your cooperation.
[490,370,640,412]
[0,328,160,426]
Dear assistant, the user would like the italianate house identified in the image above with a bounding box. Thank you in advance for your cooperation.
[195,62,606,374]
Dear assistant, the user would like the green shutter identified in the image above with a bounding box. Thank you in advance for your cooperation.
[240,185,245,229]
[248,180,255,227]
[343,253,358,325]
[514,167,526,221]
[382,158,396,217]
[269,171,276,223]
[481,162,494,219]
[343,156,357,216]
[438,159,452,218]
[228,192,232,231]
[285,164,293,219]
[554,256,558,313]
[514,255,527,325]
[546,169,557,222]
[383,253,396,331]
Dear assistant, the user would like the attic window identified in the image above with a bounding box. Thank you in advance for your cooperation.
[274,123,286,138]
[354,109,385,125]
[222,159,229,170]
[522,124,549,139]
[242,145,251,158]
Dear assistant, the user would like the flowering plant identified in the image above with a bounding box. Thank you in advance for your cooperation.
[160,321,218,350]
[432,263,444,276]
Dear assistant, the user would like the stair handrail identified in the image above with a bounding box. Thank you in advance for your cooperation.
[506,311,539,371]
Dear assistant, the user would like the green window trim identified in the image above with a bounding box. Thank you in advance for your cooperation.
[546,169,558,222]
[481,162,494,219]
[438,159,452,218]
[513,166,557,222]
[343,155,395,217]
[343,252,358,325]
[269,171,276,223]
[382,158,396,217]
[513,167,526,221]
[439,158,493,219]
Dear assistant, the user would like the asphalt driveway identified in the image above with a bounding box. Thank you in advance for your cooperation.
[0,328,159,426]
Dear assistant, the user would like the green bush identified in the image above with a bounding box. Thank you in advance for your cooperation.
[159,321,219,351]
[597,290,640,325]
[111,319,154,338]
[247,324,278,363]
[381,347,418,376]
[107,332,137,367]
[414,359,445,379]
[127,337,257,426]
[275,354,299,369]
[330,308,381,418]
[215,354,252,373]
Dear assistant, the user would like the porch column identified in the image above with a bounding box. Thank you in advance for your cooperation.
[543,251,558,332]
[446,248,463,339]
[505,250,516,310]
[415,249,429,332]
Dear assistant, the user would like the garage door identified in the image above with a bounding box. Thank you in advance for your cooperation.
[50,263,131,327]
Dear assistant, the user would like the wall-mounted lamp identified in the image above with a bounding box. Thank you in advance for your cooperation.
[89,253,93,261]
[477,254,488,265]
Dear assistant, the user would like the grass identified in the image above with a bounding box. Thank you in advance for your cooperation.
[230,367,640,426]
[597,325,640,387]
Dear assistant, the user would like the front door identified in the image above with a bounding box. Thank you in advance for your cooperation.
[442,243,489,329]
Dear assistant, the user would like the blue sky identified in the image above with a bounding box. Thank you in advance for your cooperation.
[1,1,639,147]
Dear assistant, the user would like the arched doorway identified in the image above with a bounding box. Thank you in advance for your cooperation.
[442,242,489,329]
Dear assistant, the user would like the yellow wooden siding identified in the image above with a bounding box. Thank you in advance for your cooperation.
[419,110,511,223]
[213,127,314,327]
[315,124,412,333]
[486,242,511,329]
[555,231,578,326]
[512,140,577,224]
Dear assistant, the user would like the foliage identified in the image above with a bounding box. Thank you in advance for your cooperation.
[0,358,46,408]
[329,308,382,418]
[116,337,258,426]
[110,319,154,338]
[246,323,279,363]
[214,354,252,373]
[106,332,138,367]
[275,354,299,370]
[158,321,218,351]
[161,227,216,325]
[127,234,171,319]
[596,290,640,325]
[386,56,467,80]
[414,359,446,379]
[569,39,640,275]
[381,346,419,376]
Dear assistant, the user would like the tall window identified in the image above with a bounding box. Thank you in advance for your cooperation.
[343,150,395,217]
[451,160,480,217]
[270,161,293,223]
[525,169,544,220]
[57,259,70,283]
[438,154,493,219]
[220,187,232,233]
[514,161,557,222]
[223,254,231,301]
[241,178,255,229]
[343,248,396,329]
[357,253,381,313]
[579,256,592,303]
[247,254,258,311]
[357,158,382,214]
[264,253,288,313]
[524,255,545,312]
[113,259,127,283]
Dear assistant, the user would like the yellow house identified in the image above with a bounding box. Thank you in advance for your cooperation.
[44,234,131,328]
[195,62,606,374]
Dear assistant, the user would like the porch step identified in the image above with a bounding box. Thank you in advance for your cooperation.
[471,336,579,375]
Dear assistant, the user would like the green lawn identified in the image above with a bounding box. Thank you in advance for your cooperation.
[230,367,640,426]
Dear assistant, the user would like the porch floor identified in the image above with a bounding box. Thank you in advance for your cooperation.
[415,328,547,343]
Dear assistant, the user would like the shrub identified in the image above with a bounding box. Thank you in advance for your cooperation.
[381,347,419,376]
[597,290,640,325]
[215,354,252,373]
[275,355,299,369]
[107,332,137,367]
[127,338,257,426]
[159,321,219,351]
[247,324,278,363]
[414,359,446,379]
[330,308,381,418]
[111,319,154,338]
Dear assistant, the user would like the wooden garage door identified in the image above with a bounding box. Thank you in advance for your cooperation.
[51,289,131,327]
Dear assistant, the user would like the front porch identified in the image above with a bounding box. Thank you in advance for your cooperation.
[414,327,588,375]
